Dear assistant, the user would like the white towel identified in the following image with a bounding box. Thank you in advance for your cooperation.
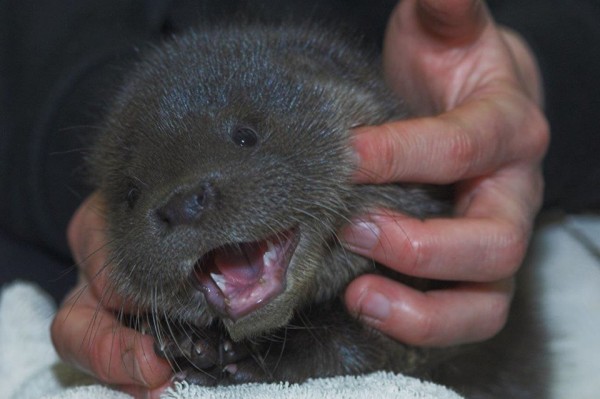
[162,373,463,399]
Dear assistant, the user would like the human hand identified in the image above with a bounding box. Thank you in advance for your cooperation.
[51,192,172,399]
[343,0,549,346]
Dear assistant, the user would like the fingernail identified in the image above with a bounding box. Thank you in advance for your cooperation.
[358,291,391,323]
[342,219,380,251]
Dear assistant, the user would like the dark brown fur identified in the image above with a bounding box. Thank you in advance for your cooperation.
[90,24,546,397]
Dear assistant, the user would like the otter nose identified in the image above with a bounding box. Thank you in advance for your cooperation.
[156,181,217,226]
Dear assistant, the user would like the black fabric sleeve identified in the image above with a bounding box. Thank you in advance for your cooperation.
[0,0,172,260]
[488,0,600,211]
[0,0,172,300]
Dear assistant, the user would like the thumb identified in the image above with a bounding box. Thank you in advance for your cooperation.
[415,0,488,45]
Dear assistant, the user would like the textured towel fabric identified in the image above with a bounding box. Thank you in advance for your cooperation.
[531,214,600,399]
[162,374,464,399]
[0,282,463,399]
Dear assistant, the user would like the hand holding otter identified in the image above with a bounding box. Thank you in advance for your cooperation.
[51,193,172,399]
[343,0,549,346]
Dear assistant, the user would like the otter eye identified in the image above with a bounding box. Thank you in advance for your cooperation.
[126,183,140,209]
[231,126,258,147]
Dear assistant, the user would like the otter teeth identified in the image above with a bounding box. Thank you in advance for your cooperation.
[263,239,277,266]
[208,240,278,295]
[209,239,277,292]
[210,272,228,291]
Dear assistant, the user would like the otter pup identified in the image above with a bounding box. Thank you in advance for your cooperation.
[90,24,545,398]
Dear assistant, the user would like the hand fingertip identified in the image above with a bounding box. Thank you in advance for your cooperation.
[122,348,150,387]
[117,331,172,389]
[416,0,487,43]
[341,218,380,253]
[349,130,373,181]
[351,124,375,136]
[345,280,391,325]
[350,125,399,184]
[358,291,392,325]
[140,337,173,385]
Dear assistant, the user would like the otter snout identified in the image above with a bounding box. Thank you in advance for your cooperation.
[155,181,218,227]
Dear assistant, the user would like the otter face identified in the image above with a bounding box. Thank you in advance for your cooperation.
[90,27,404,340]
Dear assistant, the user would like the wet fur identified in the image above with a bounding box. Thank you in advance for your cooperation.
[89,24,546,397]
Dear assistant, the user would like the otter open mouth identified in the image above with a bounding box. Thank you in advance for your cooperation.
[193,229,299,321]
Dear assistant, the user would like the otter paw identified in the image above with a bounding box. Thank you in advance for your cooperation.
[153,329,221,370]
[219,338,251,364]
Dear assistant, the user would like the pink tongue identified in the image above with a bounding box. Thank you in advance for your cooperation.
[212,243,265,284]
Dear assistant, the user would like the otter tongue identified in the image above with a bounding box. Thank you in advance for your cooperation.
[212,242,265,284]
[198,236,289,321]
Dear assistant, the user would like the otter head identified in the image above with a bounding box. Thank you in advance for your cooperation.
[90,26,402,340]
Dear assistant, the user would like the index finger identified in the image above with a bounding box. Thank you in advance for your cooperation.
[351,93,548,184]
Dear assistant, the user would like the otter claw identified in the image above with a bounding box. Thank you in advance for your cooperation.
[191,338,218,369]
[172,370,188,382]
[220,338,250,364]
[223,364,238,374]
[222,340,233,353]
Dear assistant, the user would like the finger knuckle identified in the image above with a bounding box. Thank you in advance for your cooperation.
[517,103,550,162]
[88,334,114,382]
[380,220,432,277]
[445,124,478,179]
[90,331,121,383]
[529,108,551,159]
[482,294,512,338]
[50,313,68,359]
[493,222,530,279]
[409,311,438,345]
[400,236,431,277]
[66,211,82,259]
[505,228,529,272]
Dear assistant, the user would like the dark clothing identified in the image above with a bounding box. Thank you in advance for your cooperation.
[1,0,599,302]
[489,0,600,211]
